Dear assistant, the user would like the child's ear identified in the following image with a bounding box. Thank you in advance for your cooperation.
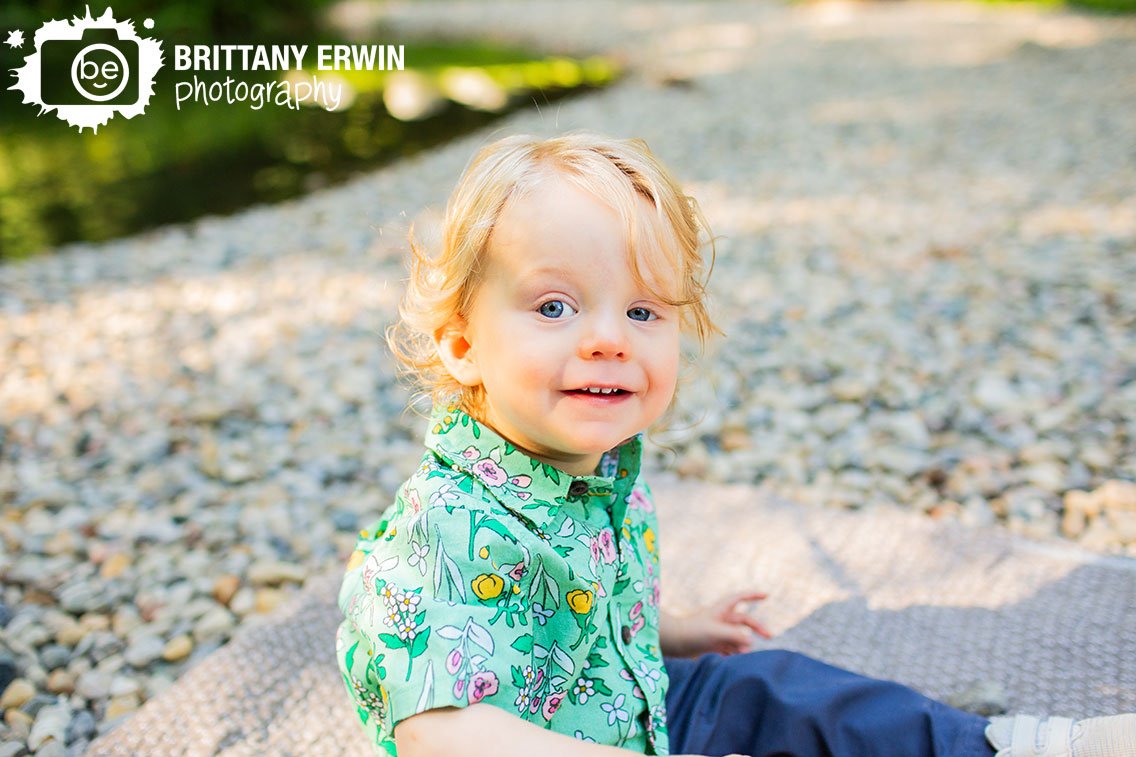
[435,316,483,388]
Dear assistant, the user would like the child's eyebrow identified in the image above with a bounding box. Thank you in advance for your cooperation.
[519,265,576,283]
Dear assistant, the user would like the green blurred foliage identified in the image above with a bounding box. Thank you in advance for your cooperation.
[0,38,619,260]
[1067,0,1136,11]
[0,0,338,43]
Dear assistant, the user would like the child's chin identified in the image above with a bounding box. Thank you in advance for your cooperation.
[565,433,633,455]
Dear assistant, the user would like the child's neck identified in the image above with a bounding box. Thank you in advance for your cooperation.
[521,447,602,478]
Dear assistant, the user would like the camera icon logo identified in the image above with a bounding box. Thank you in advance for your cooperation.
[9,7,163,132]
[42,27,139,105]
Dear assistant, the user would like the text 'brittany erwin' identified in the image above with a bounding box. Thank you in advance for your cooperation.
[173,45,406,72]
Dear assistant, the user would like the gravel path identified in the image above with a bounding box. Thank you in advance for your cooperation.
[2,0,1135,753]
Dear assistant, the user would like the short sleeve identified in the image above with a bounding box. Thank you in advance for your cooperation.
[338,497,541,740]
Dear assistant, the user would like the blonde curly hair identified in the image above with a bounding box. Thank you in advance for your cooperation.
[386,130,723,432]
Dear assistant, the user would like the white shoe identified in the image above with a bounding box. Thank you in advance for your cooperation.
[986,714,1136,757]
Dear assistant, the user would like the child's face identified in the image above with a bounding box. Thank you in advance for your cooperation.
[445,173,681,477]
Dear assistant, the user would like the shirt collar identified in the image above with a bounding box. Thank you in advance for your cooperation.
[423,398,643,535]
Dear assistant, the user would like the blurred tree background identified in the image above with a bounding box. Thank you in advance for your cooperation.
[2,0,1130,261]
[0,0,619,260]
[0,0,339,44]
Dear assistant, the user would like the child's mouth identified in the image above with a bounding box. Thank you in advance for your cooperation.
[564,388,632,402]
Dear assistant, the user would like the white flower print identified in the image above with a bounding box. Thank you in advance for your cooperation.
[430,482,460,507]
[407,540,430,575]
[633,661,661,693]
[379,583,398,609]
[396,589,421,614]
[395,615,418,642]
[601,694,629,726]
[573,676,596,704]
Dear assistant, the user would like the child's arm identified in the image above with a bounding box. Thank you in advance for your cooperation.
[395,703,715,757]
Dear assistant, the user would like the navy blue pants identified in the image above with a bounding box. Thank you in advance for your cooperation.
[663,651,995,757]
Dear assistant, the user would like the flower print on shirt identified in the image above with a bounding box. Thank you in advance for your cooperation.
[463,446,536,502]
[602,692,630,727]
[628,487,654,513]
[336,400,672,755]
[597,528,617,563]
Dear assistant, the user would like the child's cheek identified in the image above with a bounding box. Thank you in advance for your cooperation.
[515,346,555,387]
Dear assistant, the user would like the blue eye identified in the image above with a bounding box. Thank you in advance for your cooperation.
[628,307,657,322]
[538,300,577,318]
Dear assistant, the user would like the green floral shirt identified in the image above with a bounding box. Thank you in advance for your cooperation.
[335,399,671,755]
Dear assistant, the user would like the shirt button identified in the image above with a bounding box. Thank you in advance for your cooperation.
[568,480,589,497]
[621,625,632,644]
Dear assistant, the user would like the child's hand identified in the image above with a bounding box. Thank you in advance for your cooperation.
[660,590,772,658]
[686,589,773,656]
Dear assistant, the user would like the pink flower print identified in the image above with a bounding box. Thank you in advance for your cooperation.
[652,577,660,607]
[543,691,566,721]
[629,488,653,512]
[468,671,499,704]
[629,601,642,620]
[446,648,463,674]
[631,616,645,635]
[509,475,532,487]
[589,537,602,566]
[462,446,480,460]
[515,491,532,500]
[633,684,644,700]
[453,678,465,699]
[529,694,543,715]
[408,489,422,514]
[534,669,544,688]
[472,458,507,487]
[508,562,526,581]
[598,529,617,564]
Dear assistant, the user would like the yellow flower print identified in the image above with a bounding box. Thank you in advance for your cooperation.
[472,573,504,600]
[567,589,594,614]
[643,527,656,554]
[479,546,489,559]
[345,550,366,572]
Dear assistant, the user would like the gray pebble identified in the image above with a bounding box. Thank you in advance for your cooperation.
[123,635,165,669]
[0,655,17,692]
[38,645,70,672]
[65,710,97,743]
[27,701,70,751]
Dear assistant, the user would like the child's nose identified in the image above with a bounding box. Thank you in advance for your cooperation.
[578,310,631,359]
